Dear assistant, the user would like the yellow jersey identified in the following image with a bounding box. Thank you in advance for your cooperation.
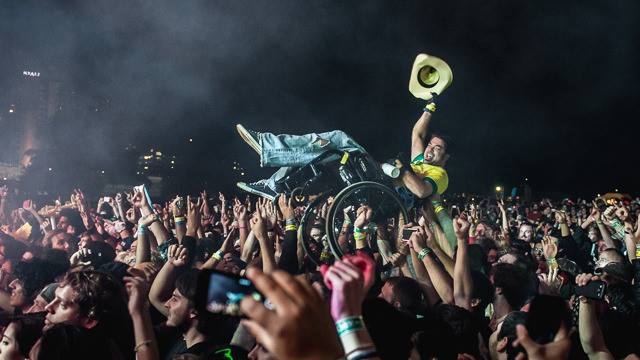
[410,154,449,195]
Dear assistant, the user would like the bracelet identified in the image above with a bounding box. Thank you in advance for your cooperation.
[285,224,297,232]
[343,217,352,225]
[417,247,432,261]
[353,233,367,241]
[134,340,153,352]
[635,244,640,258]
[336,316,365,336]
[546,257,558,268]
[211,250,223,261]
[354,227,364,233]
[174,216,186,224]
[434,205,445,214]
[285,218,297,226]
[137,225,147,234]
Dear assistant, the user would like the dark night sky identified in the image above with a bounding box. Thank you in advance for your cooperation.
[1,0,639,198]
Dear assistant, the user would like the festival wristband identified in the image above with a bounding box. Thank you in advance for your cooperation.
[417,247,432,261]
[174,216,186,224]
[635,244,640,258]
[348,348,378,360]
[285,224,297,232]
[354,227,364,233]
[285,218,297,226]
[211,250,223,261]
[354,233,367,241]
[546,257,558,268]
[137,224,147,234]
[336,316,365,336]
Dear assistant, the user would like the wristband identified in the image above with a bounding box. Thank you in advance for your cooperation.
[635,244,640,258]
[336,316,365,336]
[134,340,153,352]
[546,257,558,269]
[285,224,297,232]
[211,250,223,261]
[423,102,437,113]
[417,247,432,261]
[343,217,352,225]
[354,233,367,241]
[434,205,445,214]
[348,348,378,360]
[354,227,364,233]
[174,216,186,224]
[137,224,147,234]
[285,218,297,226]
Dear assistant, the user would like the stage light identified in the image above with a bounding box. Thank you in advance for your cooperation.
[48,168,52,171]
[495,186,502,192]
[101,170,105,174]
[188,138,193,143]
[8,109,14,113]
[241,172,245,176]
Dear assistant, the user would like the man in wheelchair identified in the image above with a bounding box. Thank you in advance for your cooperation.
[235,97,449,206]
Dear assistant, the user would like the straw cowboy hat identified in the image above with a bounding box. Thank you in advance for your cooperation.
[408,53,453,100]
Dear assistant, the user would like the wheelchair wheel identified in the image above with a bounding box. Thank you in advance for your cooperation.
[298,193,333,267]
[325,181,409,260]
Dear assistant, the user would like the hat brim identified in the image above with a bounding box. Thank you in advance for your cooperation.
[408,54,453,100]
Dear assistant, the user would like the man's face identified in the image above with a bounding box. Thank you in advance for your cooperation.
[518,224,533,242]
[78,235,91,249]
[0,322,21,360]
[57,216,69,230]
[164,289,193,327]
[423,137,447,165]
[588,229,599,242]
[44,285,83,330]
[221,253,242,274]
[8,279,26,308]
[310,228,324,242]
[51,233,71,252]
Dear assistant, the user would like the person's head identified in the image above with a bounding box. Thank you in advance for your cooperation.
[309,225,324,242]
[532,241,544,261]
[44,271,124,331]
[379,277,426,316]
[164,269,199,330]
[42,230,71,253]
[219,252,245,275]
[595,248,624,271]
[29,324,112,360]
[0,315,44,360]
[77,232,92,250]
[432,304,479,357]
[517,222,534,242]
[470,271,494,314]
[491,263,529,311]
[28,283,57,313]
[423,134,450,167]
[495,311,527,360]
[10,260,57,310]
[587,225,601,242]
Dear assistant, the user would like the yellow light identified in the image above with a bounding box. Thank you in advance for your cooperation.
[156,151,162,156]
[144,166,148,170]
[495,186,502,192]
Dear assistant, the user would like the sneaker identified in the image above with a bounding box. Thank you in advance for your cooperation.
[237,180,276,201]
[236,124,261,155]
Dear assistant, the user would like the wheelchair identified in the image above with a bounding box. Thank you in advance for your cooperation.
[274,149,411,268]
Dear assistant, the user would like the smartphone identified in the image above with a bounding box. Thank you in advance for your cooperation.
[575,280,606,300]
[103,197,111,202]
[525,295,570,345]
[402,228,417,240]
[195,269,265,317]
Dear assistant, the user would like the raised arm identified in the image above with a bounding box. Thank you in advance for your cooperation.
[133,188,170,245]
[409,225,454,304]
[577,274,614,360]
[149,244,188,316]
[251,201,277,273]
[411,107,434,159]
[452,216,473,310]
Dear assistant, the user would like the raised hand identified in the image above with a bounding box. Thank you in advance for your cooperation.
[538,267,561,296]
[278,194,295,220]
[186,195,202,235]
[250,208,267,236]
[541,236,558,260]
[354,205,372,228]
[323,258,371,320]
[240,268,343,360]
[452,215,471,239]
[123,268,151,315]
[138,213,158,227]
[233,198,248,221]
[170,196,185,218]
[0,185,8,199]
[166,244,189,267]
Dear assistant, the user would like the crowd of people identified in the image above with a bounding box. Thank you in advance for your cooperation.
[0,182,638,359]
[0,100,638,360]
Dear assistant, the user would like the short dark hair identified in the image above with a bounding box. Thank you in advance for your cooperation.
[61,271,125,321]
[430,133,452,155]
[13,259,58,301]
[493,263,529,310]
[384,276,426,316]
[497,311,528,360]
[175,268,200,306]
[3,314,45,358]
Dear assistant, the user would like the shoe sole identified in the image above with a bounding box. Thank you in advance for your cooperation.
[236,182,275,201]
[236,124,261,155]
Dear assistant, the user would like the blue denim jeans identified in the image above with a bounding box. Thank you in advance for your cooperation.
[258,130,366,191]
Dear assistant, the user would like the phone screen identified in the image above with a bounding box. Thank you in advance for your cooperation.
[402,228,416,240]
[196,270,264,317]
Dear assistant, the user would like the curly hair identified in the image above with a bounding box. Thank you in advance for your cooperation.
[60,270,125,320]
[13,259,58,301]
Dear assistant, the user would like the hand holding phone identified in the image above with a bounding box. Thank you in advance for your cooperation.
[196,270,265,317]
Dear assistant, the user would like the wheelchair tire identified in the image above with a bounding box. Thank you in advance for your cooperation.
[325,181,409,260]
